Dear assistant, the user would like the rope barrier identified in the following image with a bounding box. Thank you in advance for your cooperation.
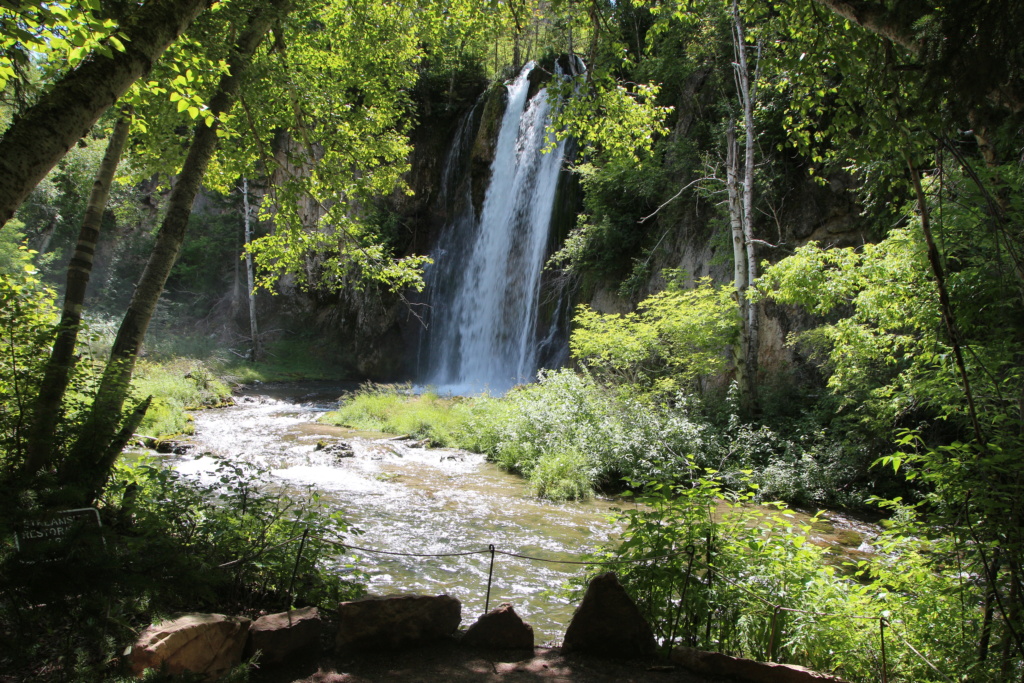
[245,533,945,681]
[494,548,690,565]
[217,533,309,568]
[484,544,496,614]
[326,536,698,566]
[880,617,889,683]
[324,539,490,558]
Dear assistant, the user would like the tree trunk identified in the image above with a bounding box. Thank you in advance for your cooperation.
[242,177,261,361]
[0,0,210,228]
[726,120,750,409]
[60,1,289,502]
[726,0,761,416]
[733,0,761,412]
[810,0,919,54]
[22,114,131,476]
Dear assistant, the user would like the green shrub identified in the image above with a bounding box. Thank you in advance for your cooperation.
[319,372,875,505]
[132,359,232,410]
[126,359,232,439]
[137,396,194,438]
[0,254,57,471]
[571,276,738,398]
[529,448,595,500]
[597,474,984,682]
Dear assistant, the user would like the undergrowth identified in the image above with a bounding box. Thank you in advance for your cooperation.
[589,473,989,683]
[131,359,232,438]
[321,371,879,506]
[0,456,364,681]
[80,319,359,441]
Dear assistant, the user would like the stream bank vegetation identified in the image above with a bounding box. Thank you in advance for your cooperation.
[0,245,363,680]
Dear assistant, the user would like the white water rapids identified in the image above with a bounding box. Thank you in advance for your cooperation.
[170,384,622,642]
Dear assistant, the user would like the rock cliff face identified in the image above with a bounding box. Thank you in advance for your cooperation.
[568,64,868,391]
[269,72,492,380]
[588,167,865,389]
[342,61,580,382]
[310,59,866,384]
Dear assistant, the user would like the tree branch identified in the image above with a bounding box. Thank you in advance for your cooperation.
[811,0,920,54]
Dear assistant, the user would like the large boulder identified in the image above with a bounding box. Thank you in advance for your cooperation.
[129,613,251,679]
[462,603,534,649]
[671,647,852,683]
[244,606,323,664]
[561,572,657,658]
[336,594,461,651]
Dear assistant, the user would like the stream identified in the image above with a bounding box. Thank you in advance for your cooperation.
[169,382,623,642]
[165,382,880,643]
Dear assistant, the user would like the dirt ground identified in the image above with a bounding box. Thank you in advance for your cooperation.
[249,643,727,683]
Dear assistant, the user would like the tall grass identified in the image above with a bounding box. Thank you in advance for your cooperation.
[131,359,232,438]
[320,384,483,445]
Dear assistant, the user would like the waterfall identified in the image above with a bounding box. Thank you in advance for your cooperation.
[422,62,568,394]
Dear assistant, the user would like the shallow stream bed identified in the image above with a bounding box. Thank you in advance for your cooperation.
[167,382,878,643]
[171,382,622,642]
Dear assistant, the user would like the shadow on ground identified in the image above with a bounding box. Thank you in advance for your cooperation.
[250,643,726,683]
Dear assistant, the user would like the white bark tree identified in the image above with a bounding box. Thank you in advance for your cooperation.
[242,177,261,361]
[727,0,761,415]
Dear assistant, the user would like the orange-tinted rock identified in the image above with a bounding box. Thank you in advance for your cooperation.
[129,613,251,679]
[671,646,852,682]
[245,606,322,664]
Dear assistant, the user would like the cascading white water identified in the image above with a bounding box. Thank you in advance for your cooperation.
[424,62,567,394]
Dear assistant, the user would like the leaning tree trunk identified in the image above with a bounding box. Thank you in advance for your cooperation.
[22,114,131,477]
[0,0,210,228]
[60,1,289,503]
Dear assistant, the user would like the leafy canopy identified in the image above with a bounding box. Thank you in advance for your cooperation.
[571,275,737,395]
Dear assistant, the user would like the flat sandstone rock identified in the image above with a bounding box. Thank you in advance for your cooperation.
[336,594,461,651]
[672,647,852,683]
[462,603,534,649]
[130,612,251,678]
[246,606,323,664]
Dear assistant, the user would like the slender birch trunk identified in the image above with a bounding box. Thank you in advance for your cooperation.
[720,0,763,414]
[22,114,131,476]
[733,0,761,411]
[242,178,261,361]
[726,120,750,408]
